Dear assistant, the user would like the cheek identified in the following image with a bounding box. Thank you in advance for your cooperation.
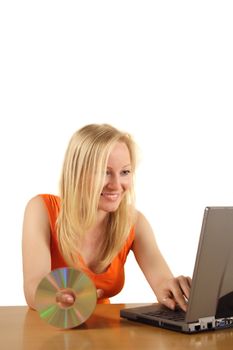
[102,178,108,189]
[122,177,132,190]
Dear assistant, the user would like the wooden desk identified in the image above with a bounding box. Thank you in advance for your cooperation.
[1,304,233,350]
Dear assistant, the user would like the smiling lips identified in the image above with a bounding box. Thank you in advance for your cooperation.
[101,192,121,201]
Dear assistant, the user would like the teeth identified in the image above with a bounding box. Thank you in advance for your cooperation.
[101,193,119,199]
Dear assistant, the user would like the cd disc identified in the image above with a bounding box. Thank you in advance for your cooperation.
[35,267,97,329]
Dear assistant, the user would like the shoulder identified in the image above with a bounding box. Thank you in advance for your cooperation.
[132,211,159,256]
[38,194,60,207]
[24,194,60,222]
[23,196,51,241]
[24,195,49,224]
[132,210,157,249]
[25,194,58,208]
[25,195,46,212]
[134,210,153,237]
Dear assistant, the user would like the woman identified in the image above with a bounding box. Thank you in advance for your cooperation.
[22,123,191,311]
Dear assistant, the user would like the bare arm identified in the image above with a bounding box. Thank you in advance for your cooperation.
[22,195,103,309]
[22,196,52,309]
[132,211,191,311]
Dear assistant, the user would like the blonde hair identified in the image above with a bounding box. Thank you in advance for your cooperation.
[56,124,137,272]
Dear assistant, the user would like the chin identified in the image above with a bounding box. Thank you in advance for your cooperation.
[99,202,121,213]
[103,206,120,213]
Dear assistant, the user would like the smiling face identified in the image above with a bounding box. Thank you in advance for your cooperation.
[98,142,132,213]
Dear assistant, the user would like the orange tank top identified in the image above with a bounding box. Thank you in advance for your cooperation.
[39,194,135,304]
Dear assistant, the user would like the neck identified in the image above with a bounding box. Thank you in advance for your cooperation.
[95,210,109,227]
[84,211,109,238]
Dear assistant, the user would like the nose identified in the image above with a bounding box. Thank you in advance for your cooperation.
[106,174,121,190]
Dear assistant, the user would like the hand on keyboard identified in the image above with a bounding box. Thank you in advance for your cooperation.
[156,275,192,312]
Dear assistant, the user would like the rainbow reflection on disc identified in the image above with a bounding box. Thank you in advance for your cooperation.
[35,268,97,329]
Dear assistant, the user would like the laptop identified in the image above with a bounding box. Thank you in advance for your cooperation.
[120,207,233,333]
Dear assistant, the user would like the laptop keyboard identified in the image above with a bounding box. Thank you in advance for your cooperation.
[142,308,186,322]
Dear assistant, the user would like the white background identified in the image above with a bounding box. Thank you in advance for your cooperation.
[0,1,233,306]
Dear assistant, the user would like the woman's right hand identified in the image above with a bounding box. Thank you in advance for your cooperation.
[56,289,104,308]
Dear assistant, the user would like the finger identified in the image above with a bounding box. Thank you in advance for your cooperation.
[161,296,176,310]
[61,293,75,303]
[182,276,192,290]
[96,289,104,299]
[171,284,188,312]
[56,292,75,305]
[187,276,192,288]
[177,276,191,299]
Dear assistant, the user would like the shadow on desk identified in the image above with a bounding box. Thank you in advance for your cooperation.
[19,304,233,350]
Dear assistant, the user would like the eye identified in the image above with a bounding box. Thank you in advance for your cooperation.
[121,170,131,176]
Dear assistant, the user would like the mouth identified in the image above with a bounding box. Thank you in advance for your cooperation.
[101,192,121,201]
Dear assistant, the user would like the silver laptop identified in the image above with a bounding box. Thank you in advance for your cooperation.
[120,207,233,333]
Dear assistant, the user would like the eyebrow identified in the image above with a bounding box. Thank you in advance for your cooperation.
[107,164,132,169]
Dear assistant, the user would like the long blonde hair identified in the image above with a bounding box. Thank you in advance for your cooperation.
[56,124,137,272]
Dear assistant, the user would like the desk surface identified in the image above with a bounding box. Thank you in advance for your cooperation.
[1,304,233,350]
